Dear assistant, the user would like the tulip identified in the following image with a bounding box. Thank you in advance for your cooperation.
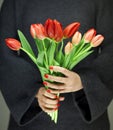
[53,19,63,42]
[45,18,55,39]
[72,31,82,45]
[45,18,63,42]
[91,34,104,47]
[64,41,73,54]
[63,22,80,38]
[83,28,96,43]
[5,38,21,51]
[30,24,47,39]
[30,24,37,38]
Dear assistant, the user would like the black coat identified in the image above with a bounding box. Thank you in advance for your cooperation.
[0,0,113,130]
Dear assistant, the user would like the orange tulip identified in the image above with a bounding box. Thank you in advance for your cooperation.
[63,22,80,38]
[91,34,104,47]
[30,24,47,39]
[5,38,21,51]
[72,31,82,45]
[64,42,73,54]
[83,28,96,43]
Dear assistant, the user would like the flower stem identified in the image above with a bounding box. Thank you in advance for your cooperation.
[42,40,49,68]
[74,39,85,55]
[60,40,64,52]
[73,45,92,60]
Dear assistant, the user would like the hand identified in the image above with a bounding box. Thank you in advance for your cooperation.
[44,66,83,94]
[35,87,65,113]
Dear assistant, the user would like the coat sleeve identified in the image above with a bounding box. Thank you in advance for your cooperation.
[0,0,42,126]
[72,0,113,123]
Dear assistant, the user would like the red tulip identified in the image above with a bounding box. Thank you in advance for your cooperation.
[5,38,21,51]
[83,28,96,43]
[72,31,82,45]
[30,24,47,39]
[91,34,104,47]
[63,22,80,38]
[53,19,63,42]
[45,18,63,42]
[45,18,55,39]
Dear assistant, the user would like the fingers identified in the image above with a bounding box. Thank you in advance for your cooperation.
[44,66,72,84]
[50,66,72,77]
[43,81,66,94]
[43,89,57,99]
[44,66,83,94]
[45,74,66,83]
[36,87,65,113]
[43,81,65,90]
[38,97,58,109]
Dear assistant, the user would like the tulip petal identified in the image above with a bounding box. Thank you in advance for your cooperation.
[36,24,47,39]
[72,31,82,45]
[30,24,37,38]
[84,28,96,43]
[91,34,104,47]
[63,22,80,38]
[64,41,73,54]
[54,19,63,42]
[30,24,47,39]
[45,18,55,39]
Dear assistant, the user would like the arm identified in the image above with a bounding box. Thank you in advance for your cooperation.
[0,0,42,126]
[72,0,113,122]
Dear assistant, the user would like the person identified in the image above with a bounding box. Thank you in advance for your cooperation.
[0,0,113,130]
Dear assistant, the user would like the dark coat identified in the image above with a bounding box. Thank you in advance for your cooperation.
[0,0,113,130]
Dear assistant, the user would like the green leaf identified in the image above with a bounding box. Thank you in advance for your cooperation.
[44,38,52,50]
[43,59,49,69]
[39,66,49,73]
[38,66,49,78]
[69,50,93,70]
[56,48,65,64]
[18,30,35,57]
[47,41,56,65]
[34,38,44,53]
[62,54,71,68]
[36,51,45,66]
[55,41,64,64]
[60,53,65,66]
[53,59,60,66]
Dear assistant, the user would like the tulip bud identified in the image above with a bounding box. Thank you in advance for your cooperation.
[64,42,73,54]
[72,31,82,45]
[91,34,104,47]
[5,38,21,51]
[30,24,47,40]
[83,28,96,43]
[63,22,80,38]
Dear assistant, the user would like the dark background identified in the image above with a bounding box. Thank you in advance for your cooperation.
[0,0,113,130]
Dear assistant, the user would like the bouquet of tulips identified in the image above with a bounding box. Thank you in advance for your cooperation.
[5,18,104,123]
